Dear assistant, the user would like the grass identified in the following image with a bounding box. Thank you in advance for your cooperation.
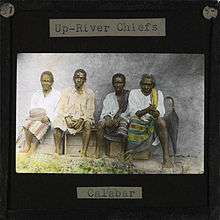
[16,153,145,174]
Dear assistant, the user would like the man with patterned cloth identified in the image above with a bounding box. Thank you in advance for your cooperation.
[127,74,173,168]
[96,73,130,158]
[53,69,95,157]
[21,71,61,155]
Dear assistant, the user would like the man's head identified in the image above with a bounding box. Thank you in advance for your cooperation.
[40,71,54,92]
[112,73,126,95]
[140,74,155,96]
[73,69,87,90]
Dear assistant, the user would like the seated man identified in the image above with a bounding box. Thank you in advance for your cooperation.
[127,74,173,168]
[21,71,61,155]
[96,73,130,158]
[53,69,95,157]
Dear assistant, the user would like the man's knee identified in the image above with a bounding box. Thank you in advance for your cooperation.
[83,121,92,131]
[156,117,167,130]
[23,127,34,137]
[54,127,63,137]
[97,120,106,130]
[23,127,30,133]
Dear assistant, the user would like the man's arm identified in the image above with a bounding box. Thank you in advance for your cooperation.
[30,92,50,124]
[100,94,113,120]
[136,105,160,118]
[47,90,61,122]
[128,90,141,117]
[30,93,39,110]
[129,90,160,119]
[157,90,165,117]
[84,90,95,122]
[57,89,68,117]
[41,116,50,124]
[136,90,165,119]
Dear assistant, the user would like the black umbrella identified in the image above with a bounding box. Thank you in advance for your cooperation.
[164,96,179,155]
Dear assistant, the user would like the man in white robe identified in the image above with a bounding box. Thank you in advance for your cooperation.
[127,74,173,168]
[21,71,61,155]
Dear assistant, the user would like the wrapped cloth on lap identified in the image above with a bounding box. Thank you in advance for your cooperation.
[127,116,155,152]
[23,108,50,141]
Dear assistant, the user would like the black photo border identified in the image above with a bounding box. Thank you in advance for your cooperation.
[0,0,220,219]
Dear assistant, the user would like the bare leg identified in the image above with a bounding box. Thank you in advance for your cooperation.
[105,141,110,157]
[96,121,105,158]
[27,136,39,155]
[53,128,63,155]
[155,117,173,168]
[96,121,111,158]
[23,128,34,153]
[81,121,91,157]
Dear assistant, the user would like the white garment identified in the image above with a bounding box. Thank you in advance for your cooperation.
[30,88,61,122]
[100,92,129,121]
[128,89,165,121]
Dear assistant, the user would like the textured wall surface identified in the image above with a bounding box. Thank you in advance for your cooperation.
[16,53,204,157]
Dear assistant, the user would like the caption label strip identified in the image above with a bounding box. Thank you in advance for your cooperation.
[50,19,166,37]
[77,187,142,199]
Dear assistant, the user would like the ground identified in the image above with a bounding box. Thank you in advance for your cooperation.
[16,148,203,174]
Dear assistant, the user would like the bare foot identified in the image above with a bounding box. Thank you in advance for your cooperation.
[162,159,174,169]
[95,153,100,159]
[80,148,88,157]
[19,146,30,153]
[80,152,87,157]
[24,151,31,157]
[53,153,59,159]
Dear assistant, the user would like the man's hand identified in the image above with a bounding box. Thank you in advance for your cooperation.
[135,105,152,118]
[112,117,120,127]
[114,111,122,119]
[73,118,84,130]
[150,109,160,118]
[65,116,84,129]
[41,116,50,124]
[104,115,113,127]
[148,105,160,118]
[135,105,160,119]
[65,116,74,128]
[103,115,119,128]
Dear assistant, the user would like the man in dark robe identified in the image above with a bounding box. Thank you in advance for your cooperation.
[96,73,130,157]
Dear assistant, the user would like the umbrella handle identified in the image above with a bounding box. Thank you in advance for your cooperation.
[165,96,175,109]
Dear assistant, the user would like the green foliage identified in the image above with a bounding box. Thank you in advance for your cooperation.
[16,153,145,174]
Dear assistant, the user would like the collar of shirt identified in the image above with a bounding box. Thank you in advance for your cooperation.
[37,88,54,99]
[71,84,86,95]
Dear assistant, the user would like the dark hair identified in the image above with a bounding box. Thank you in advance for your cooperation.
[73,69,87,79]
[140,74,156,87]
[112,73,126,84]
[40,71,54,82]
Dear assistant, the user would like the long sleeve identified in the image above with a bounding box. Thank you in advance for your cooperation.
[57,90,69,117]
[47,106,57,122]
[100,94,112,120]
[47,91,61,122]
[157,90,165,117]
[100,93,119,120]
[128,90,140,117]
[84,90,95,122]
[30,93,39,110]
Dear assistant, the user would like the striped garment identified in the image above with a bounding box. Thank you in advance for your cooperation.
[104,117,129,142]
[23,119,50,141]
[127,116,155,151]
[127,88,158,151]
[117,119,129,137]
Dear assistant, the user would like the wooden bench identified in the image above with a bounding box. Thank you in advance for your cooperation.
[63,127,97,156]
[63,126,125,157]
